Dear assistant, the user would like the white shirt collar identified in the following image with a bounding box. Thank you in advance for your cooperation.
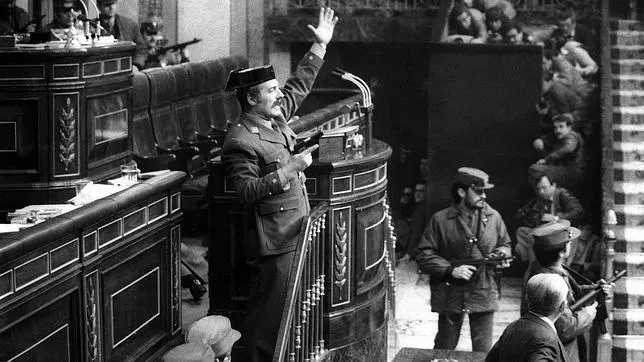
[531,311,557,334]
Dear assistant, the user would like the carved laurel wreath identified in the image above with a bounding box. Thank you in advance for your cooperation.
[334,212,348,298]
[58,97,76,172]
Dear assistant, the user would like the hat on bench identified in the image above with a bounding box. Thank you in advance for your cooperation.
[225,65,275,91]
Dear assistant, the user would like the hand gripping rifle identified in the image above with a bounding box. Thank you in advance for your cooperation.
[569,269,627,334]
[450,254,515,297]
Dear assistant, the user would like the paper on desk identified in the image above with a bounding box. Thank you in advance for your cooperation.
[69,183,128,206]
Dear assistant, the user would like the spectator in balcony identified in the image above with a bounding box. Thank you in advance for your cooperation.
[521,220,612,362]
[485,7,506,43]
[442,3,487,44]
[221,8,338,362]
[486,274,569,362]
[530,113,586,194]
[416,167,511,353]
[469,0,516,20]
[515,172,584,263]
[537,71,583,135]
[500,19,534,45]
[97,0,147,71]
[533,6,598,60]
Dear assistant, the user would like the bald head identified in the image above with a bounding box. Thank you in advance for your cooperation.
[526,273,568,316]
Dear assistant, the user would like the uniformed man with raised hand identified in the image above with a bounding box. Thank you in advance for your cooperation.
[221,7,338,361]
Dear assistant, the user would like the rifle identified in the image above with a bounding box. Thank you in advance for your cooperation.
[569,269,627,334]
[450,255,515,297]
[157,37,202,55]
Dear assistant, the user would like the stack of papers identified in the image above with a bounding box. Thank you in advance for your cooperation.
[8,204,80,224]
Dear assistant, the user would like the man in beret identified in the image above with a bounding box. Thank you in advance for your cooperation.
[521,219,612,362]
[416,167,512,352]
[487,273,569,362]
[97,0,147,70]
[221,7,338,361]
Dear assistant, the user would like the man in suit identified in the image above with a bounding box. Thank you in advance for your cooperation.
[487,273,569,362]
[97,0,147,70]
[521,220,613,362]
[515,172,584,262]
[416,167,512,353]
[221,7,338,362]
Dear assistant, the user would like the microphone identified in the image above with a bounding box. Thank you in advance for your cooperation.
[71,10,109,34]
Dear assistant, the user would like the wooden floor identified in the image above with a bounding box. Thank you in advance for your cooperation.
[178,239,523,361]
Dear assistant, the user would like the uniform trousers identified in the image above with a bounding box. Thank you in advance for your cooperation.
[434,311,495,353]
[243,251,297,362]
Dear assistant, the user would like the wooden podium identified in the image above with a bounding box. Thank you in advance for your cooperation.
[0,42,136,217]
[207,91,393,360]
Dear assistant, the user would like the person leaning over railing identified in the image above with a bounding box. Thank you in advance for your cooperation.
[221,7,338,362]
[442,2,488,44]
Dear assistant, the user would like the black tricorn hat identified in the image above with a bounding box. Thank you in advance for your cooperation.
[225,65,276,91]
[532,219,581,250]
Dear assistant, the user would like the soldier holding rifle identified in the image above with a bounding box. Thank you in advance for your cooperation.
[416,167,512,353]
[521,220,614,362]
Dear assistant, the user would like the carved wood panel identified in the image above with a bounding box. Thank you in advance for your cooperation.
[331,206,351,307]
[52,93,80,177]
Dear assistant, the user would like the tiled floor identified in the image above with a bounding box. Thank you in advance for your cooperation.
[179,241,523,361]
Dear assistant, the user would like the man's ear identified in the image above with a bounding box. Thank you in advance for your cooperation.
[457,187,467,199]
[246,92,257,106]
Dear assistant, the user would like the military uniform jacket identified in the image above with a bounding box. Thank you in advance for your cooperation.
[416,203,512,314]
[222,51,323,258]
[516,187,584,228]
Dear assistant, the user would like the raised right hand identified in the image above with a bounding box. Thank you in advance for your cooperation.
[452,265,478,280]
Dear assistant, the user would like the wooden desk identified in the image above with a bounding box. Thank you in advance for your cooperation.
[393,348,487,362]
[0,171,186,361]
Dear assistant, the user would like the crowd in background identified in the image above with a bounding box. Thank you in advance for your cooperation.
[394,0,602,282]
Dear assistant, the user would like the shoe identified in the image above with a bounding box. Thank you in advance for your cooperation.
[182,274,207,301]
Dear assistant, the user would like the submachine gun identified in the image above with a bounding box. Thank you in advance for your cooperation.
[569,269,627,334]
[157,37,201,57]
[450,253,515,297]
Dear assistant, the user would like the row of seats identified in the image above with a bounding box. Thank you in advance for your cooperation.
[132,55,248,176]
[131,56,248,233]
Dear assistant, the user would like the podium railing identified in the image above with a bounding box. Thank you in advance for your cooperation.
[274,202,329,362]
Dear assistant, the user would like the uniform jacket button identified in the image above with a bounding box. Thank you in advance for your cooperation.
[279,206,284,212]
[276,158,280,163]
[272,179,277,183]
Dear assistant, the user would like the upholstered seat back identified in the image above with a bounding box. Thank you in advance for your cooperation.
[185,62,212,135]
[132,72,156,157]
[167,64,198,141]
[146,68,180,150]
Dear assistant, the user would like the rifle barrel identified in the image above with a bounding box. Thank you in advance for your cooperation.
[569,269,627,312]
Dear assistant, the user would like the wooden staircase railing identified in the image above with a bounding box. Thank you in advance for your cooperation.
[273,202,329,362]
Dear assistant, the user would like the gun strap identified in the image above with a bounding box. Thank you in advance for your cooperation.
[455,209,484,258]
[563,264,594,286]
